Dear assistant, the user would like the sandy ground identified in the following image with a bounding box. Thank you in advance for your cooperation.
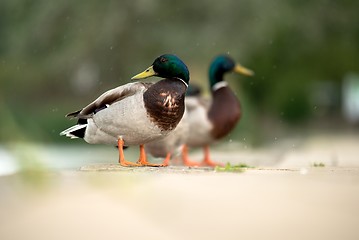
[0,132,359,240]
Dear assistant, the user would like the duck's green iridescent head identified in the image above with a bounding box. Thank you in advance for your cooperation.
[209,55,253,90]
[132,54,190,86]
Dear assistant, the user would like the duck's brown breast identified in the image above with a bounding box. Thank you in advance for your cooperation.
[208,87,241,139]
[143,79,186,132]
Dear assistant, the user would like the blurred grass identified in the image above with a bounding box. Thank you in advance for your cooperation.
[1,0,359,144]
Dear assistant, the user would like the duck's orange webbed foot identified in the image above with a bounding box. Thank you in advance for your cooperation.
[137,145,168,167]
[181,145,201,167]
[118,139,140,167]
[200,145,224,167]
[162,152,171,166]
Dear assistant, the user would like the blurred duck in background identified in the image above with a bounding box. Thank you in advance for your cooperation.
[60,54,190,167]
[182,55,254,167]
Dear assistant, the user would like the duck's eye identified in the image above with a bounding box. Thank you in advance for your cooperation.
[160,57,167,63]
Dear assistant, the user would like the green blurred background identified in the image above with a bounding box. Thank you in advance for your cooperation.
[1,0,359,145]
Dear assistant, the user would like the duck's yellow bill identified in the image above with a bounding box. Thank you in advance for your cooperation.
[234,64,254,76]
[131,65,157,80]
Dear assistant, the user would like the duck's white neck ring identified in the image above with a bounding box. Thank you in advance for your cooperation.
[174,77,189,88]
[212,81,228,92]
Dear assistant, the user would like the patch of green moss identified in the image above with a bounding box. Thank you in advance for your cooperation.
[312,162,325,167]
[215,163,253,172]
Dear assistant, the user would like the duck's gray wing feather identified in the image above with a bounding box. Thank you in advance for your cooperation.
[66,82,152,119]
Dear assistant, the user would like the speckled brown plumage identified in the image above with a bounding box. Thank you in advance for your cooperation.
[143,79,186,132]
[208,86,241,139]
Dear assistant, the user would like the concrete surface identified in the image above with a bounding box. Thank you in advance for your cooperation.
[0,132,359,240]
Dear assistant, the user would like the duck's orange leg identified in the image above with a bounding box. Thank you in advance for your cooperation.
[137,145,167,167]
[181,145,201,167]
[118,139,140,167]
[162,152,171,166]
[200,145,224,167]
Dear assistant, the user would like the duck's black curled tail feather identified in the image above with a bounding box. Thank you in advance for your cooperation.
[62,109,91,139]
[60,122,87,139]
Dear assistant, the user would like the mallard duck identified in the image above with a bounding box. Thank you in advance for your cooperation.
[60,54,190,167]
[182,55,254,167]
[144,84,202,165]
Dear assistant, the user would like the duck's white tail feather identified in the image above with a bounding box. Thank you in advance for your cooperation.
[60,124,87,139]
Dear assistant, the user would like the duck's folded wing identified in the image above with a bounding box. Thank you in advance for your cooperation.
[66,82,152,118]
